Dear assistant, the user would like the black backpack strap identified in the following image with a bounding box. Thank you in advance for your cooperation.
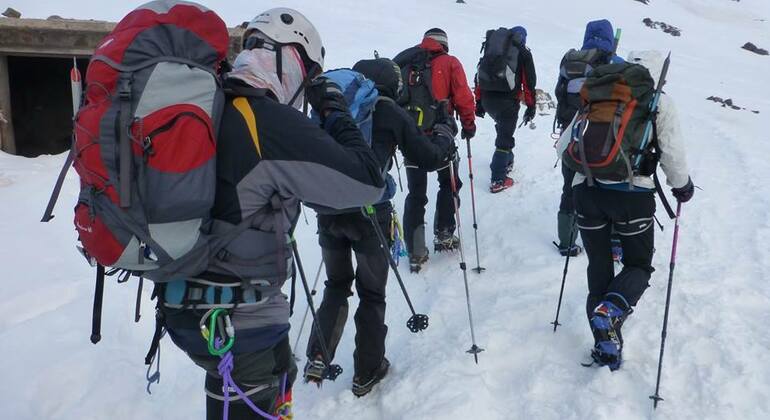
[90,265,106,344]
[650,121,677,219]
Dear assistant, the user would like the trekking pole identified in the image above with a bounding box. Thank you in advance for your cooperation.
[464,138,485,273]
[650,202,683,409]
[448,162,485,363]
[551,217,578,332]
[293,259,324,356]
[290,240,342,381]
[363,206,429,333]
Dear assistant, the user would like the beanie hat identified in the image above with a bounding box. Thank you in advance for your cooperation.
[424,27,449,51]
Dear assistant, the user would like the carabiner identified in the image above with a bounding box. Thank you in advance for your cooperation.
[200,308,235,356]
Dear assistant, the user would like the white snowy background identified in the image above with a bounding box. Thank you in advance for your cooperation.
[1,0,769,419]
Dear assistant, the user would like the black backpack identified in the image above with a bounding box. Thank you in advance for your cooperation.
[555,48,608,126]
[393,46,439,131]
[477,28,521,92]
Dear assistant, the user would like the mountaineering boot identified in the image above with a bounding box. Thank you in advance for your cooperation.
[352,357,390,397]
[611,237,623,263]
[303,355,327,386]
[505,152,514,175]
[555,212,582,256]
[589,294,632,371]
[490,177,514,193]
[433,229,460,252]
[409,254,429,273]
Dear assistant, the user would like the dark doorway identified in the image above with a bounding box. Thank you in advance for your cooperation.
[8,56,89,157]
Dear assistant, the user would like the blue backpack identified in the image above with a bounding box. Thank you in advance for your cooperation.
[312,68,379,144]
[312,69,396,203]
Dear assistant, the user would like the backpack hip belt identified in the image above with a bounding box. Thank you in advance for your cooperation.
[161,277,281,310]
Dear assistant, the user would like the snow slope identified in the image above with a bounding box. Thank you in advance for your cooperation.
[2,0,769,419]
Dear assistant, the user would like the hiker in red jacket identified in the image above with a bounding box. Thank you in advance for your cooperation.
[394,28,476,271]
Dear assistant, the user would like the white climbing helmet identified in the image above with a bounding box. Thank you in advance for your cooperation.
[245,8,325,73]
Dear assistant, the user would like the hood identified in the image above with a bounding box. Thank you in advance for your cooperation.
[511,26,527,46]
[228,45,306,109]
[353,58,402,100]
[626,50,665,83]
[420,37,447,54]
[582,19,615,52]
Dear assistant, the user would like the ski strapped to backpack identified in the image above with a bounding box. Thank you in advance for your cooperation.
[477,27,522,92]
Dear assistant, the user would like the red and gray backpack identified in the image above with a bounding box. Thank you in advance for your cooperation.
[41,0,231,338]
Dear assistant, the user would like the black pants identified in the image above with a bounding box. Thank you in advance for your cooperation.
[186,337,297,420]
[403,159,462,256]
[482,91,520,182]
[559,163,577,215]
[574,183,656,319]
[307,209,391,376]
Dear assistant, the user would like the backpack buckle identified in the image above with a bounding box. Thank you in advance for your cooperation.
[118,75,132,101]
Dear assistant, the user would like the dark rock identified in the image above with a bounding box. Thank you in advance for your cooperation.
[706,96,758,113]
[634,0,650,4]
[742,42,769,56]
[47,15,63,20]
[2,7,21,18]
[643,18,681,37]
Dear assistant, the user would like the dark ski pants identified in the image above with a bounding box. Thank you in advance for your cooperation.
[307,209,391,376]
[403,160,462,257]
[573,183,656,320]
[481,91,520,182]
[186,337,297,420]
[559,163,577,215]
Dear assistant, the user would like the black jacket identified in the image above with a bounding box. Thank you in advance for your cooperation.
[372,98,453,173]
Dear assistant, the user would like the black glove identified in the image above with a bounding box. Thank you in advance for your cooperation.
[461,123,476,141]
[306,77,348,120]
[475,101,485,118]
[671,177,695,203]
[523,106,536,124]
[433,100,458,137]
[433,123,458,161]
[433,123,456,142]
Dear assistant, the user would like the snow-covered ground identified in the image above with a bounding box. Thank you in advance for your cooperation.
[2,0,769,418]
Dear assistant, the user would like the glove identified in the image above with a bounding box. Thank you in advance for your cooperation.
[306,77,348,120]
[433,123,456,142]
[671,177,695,203]
[475,101,486,118]
[523,106,536,124]
[433,100,458,137]
[461,124,476,141]
[433,123,458,161]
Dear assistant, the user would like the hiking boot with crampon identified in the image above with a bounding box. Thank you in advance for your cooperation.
[490,177,514,193]
[303,356,326,386]
[352,358,390,397]
[558,244,583,257]
[433,230,460,252]
[589,296,631,371]
[409,254,429,273]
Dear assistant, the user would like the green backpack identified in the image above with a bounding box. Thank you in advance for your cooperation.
[562,62,655,185]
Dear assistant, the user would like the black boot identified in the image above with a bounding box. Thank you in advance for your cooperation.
[433,229,460,252]
[352,357,390,397]
[556,212,582,257]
